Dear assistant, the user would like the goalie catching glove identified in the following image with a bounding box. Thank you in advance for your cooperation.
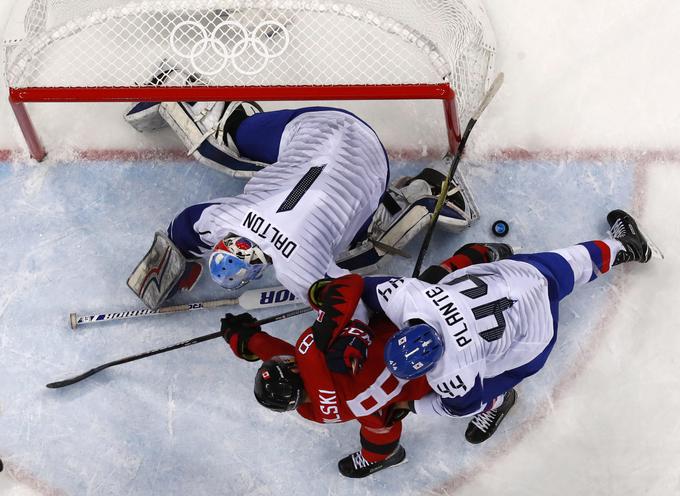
[221,312,262,362]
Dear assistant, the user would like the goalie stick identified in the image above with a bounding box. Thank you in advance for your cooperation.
[69,285,301,329]
[412,72,505,278]
[47,307,313,389]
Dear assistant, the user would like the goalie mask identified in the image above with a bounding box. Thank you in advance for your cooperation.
[254,355,305,413]
[208,236,268,290]
[384,322,445,380]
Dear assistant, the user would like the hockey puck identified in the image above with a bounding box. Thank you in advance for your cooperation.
[492,220,509,237]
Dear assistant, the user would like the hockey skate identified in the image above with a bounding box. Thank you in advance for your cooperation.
[465,389,517,444]
[338,445,406,478]
[482,242,514,261]
[607,209,663,265]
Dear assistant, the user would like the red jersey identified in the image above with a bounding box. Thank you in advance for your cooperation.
[247,313,430,462]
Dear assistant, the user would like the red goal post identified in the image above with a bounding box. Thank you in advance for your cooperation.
[4,0,497,161]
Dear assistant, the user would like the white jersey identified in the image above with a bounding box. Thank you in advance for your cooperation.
[375,259,555,414]
[187,110,388,299]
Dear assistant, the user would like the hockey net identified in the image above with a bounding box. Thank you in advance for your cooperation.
[4,0,496,159]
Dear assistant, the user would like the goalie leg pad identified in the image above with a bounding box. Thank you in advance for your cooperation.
[375,203,432,253]
[124,59,203,133]
[127,231,187,310]
[337,167,477,269]
[159,101,268,178]
[124,102,167,133]
[372,173,472,247]
[335,203,430,271]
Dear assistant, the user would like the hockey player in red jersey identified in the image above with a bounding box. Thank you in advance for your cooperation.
[221,243,505,478]
[221,276,428,478]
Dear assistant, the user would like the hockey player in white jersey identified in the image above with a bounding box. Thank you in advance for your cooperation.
[125,99,477,310]
[331,209,656,447]
[377,209,657,443]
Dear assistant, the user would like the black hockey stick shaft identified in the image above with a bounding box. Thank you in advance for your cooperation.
[411,73,505,278]
[46,307,313,389]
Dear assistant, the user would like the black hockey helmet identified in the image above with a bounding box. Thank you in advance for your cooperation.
[254,355,305,412]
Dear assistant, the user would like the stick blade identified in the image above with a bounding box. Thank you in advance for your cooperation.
[472,72,505,121]
[46,368,100,388]
[46,380,73,389]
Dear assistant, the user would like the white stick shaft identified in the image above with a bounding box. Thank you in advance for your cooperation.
[70,286,302,329]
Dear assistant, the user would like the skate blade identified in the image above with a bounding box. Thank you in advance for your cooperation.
[384,456,408,473]
[608,226,664,261]
[645,232,664,260]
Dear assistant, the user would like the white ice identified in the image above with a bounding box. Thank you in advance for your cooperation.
[1,1,680,495]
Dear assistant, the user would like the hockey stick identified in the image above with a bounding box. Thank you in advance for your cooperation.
[411,72,505,278]
[371,239,412,259]
[69,285,300,329]
[47,306,313,389]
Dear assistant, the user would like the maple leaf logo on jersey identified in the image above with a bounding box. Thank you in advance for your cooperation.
[310,274,364,352]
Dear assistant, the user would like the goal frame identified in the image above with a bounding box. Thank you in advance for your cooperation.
[9,83,461,162]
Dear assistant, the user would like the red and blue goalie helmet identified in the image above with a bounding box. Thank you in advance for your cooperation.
[384,323,445,380]
[208,235,268,290]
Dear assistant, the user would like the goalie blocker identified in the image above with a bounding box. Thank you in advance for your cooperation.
[127,231,198,311]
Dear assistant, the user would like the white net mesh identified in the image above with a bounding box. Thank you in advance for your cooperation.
[5,0,496,123]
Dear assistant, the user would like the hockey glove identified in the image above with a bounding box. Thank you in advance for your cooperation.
[310,274,365,352]
[325,320,373,374]
[308,278,332,311]
[384,401,413,427]
[438,242,514,273]
[221,312,262,362]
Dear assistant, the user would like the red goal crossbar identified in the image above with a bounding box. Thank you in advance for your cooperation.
[9,83,461,162]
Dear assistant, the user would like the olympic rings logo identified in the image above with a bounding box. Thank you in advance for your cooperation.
[170,20,290,76]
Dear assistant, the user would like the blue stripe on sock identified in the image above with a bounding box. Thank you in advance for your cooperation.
[579,241,603,281]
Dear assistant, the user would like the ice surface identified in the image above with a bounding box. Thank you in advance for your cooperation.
[2,1,680,495]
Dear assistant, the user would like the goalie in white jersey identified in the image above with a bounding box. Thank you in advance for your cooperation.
[355,209,657,444]
[124,98,477,310]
